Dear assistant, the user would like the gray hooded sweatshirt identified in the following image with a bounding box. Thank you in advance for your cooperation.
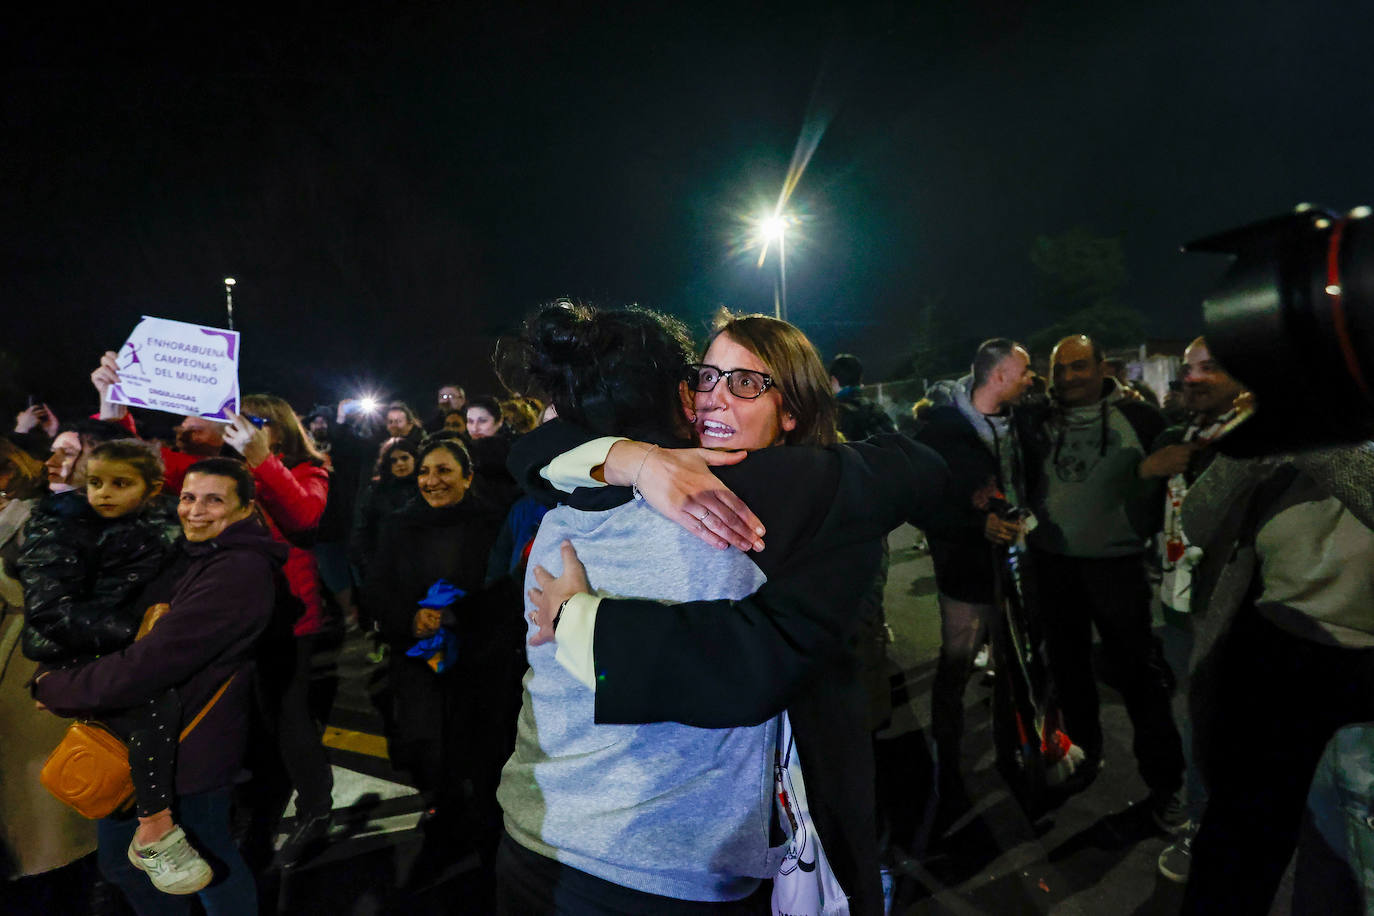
[1029,378,1163,558]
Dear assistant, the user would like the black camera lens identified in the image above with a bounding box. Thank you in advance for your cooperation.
[1185,204,1374,456]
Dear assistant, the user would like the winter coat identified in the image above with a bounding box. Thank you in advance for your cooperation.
[0,497,97,878]
[361,489,522,770]
[315,425,375,544]
[916,384,1038,604]
[251,454,329,637]
[468,434,522,513]
[351,473,418,572]
[34,517,287,796]
[17,491,175,664]
[363,490,511,650]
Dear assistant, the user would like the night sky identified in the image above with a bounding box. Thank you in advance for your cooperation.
[5,1,1374,418]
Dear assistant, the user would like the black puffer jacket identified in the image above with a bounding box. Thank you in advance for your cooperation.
[18,491,176,664]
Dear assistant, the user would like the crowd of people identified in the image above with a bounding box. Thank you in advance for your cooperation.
[1,304,1371,916]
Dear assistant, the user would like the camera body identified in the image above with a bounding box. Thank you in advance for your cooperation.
[1187,204,1374,456]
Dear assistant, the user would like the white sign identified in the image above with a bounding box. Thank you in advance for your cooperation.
[108,316,241,419]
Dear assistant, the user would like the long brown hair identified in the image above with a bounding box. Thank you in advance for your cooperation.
[240,394,327,468]
[707,311,837,447]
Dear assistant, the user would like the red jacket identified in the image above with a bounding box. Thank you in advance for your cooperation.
[250,454,329,637]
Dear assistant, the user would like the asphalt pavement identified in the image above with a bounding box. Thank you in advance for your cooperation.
[275,524,1248,915]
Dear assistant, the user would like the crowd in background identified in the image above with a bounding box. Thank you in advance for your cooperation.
[1,304,1371,916]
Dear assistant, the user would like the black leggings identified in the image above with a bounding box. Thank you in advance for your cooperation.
[105,690,181,818]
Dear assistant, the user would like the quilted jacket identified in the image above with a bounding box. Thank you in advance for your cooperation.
[17,490,176,664]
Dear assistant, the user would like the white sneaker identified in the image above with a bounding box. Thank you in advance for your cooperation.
[127,825,214,895]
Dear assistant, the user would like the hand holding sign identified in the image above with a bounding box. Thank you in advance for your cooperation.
[107,317,241,420]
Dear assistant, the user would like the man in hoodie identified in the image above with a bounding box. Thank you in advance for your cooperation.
[916,338,1035,807]
[1028,335,1186,831]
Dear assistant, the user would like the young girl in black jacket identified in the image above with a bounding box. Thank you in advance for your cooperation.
[20,439,211,896]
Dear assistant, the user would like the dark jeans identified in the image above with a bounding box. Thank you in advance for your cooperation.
[1031,550,1183,794]
[495,833,770,916]
[1183,608,1374,914]
[97,788,256,916]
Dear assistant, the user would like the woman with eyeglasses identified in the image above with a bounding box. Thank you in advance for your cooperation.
[500,308,950,915]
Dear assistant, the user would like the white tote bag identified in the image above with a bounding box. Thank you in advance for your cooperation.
[772,712,849,916]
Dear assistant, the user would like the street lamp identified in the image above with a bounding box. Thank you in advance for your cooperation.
[754,213,793,322]
[223,277,236,330]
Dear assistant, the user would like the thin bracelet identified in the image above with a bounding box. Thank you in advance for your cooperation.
[631,443,658,500]
[553,596,573,632]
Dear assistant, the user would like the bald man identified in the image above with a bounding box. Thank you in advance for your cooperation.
[1027,334,1187,831]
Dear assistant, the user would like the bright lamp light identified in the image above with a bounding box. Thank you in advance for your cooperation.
[758,215,787,244]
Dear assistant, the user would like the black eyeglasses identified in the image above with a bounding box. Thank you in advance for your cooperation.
[686,364,774,399]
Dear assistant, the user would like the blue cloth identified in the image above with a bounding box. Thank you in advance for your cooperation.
[417,578,466,609]
[406,579,466,672]
[405,627,460,673]
[97,787,256,916]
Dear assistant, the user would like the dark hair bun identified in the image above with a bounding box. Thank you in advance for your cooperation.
[513,301,694,439]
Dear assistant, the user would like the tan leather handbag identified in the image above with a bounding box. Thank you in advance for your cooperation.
[38,602,234,819]
[40,675,235,819]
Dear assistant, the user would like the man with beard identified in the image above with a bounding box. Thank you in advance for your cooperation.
[915,338,1035,814]
[1026,335,1187,831]
[1146,337,1250,621]
[1140,336,1249,881]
